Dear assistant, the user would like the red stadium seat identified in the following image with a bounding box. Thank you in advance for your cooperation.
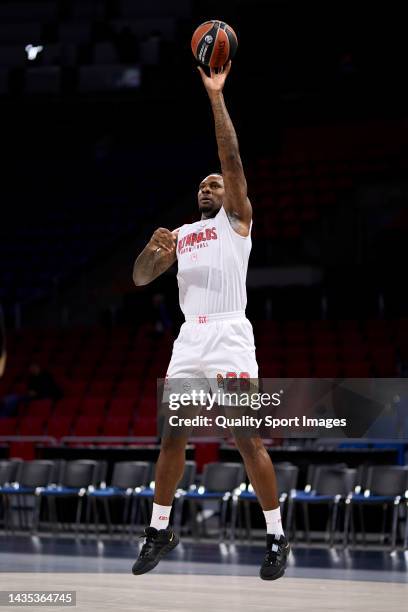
[313,362,342,377]
[137,395,157,415]
[285,361,312,377]
[370,350,397,376]
[141,379,159,394]
[337,331,365,344]
[103,416,130,436]
[85,381,114,397]
[53,398,81,416]
[132,417,156,436]
[93,365,122,379]
[64,380,88,397]
[119,371,144,383]
[126,347,152,360]
[47,415,73,438]
[284,333,309,347]
[259,362,283,377]
[312,348,339,362]
[72,415,103,436]
[0,418,17,435]
[194,442,220,472]
[18,417,46,435]
[115,380,140,398]
[313,330,337,343]
[107,398,135,417]
[309,319,335,332]
[257,350,283,364]
[283,348,311,360]
[26,399,53,419]
[336,320,360,335]
[80,397,107,415]
[338,345,368,360]
[9,442,35,460]
[395,318,408,335]
[343,362,372,377]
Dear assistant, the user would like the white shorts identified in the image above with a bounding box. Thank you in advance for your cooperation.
[164,310,258,399]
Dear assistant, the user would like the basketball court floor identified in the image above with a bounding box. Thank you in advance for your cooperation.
[1,535,407,611]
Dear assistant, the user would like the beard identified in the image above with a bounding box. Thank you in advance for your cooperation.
[198,201,221,218]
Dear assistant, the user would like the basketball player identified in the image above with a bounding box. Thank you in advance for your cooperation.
[132,61,290,580]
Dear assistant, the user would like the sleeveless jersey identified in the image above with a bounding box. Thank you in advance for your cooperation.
[175,206,252,316]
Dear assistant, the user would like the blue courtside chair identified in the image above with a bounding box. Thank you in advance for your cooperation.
[39,460,101,534]
[287,465,357,546]
[343,465,408,550]
[230,462,299,542]
[87,461,151,537]
[0,460,54,533]
[179,462,245,540]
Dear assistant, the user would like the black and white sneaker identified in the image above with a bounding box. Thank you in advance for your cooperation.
[260,534,290,580]
[131,526,179,575]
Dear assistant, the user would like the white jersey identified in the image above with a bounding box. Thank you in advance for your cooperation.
[175,205,252,317]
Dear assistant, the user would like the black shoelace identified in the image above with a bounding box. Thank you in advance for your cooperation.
[139,533,157,558]
[264,542,283,566]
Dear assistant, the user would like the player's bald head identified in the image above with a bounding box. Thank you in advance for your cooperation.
[202,173,223,183]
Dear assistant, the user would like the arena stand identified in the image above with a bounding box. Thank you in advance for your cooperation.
[1,0,407,547]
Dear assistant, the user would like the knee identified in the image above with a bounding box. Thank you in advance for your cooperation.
[235,436,265,462]
[160,436,187,455]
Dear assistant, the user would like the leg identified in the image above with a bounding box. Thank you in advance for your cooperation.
[233,436,279,510]
[131,434,187,575]
[153,435,189,506]
[233,434,290,581]
[153,394,201,515]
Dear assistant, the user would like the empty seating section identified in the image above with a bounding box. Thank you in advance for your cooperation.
[0,209,136,306]
[0,0,190,95]
[255,317,401,377]
[0,325,174,440]
[0,5,193,307]
[1,458,407,548]
[0,320,403,444]
[2,121,406,307]
[0,0,406,310]
[250,122,408,248]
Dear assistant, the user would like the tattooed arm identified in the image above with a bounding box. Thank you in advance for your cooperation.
[133,228,178,286]
[197,61,252,236]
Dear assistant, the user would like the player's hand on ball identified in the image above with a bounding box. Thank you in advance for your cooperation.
[197,60,232,94]
[149,228,178,254]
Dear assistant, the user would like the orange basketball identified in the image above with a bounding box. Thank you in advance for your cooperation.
[191,20,238,69]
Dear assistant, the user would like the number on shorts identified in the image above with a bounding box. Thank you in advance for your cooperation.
[226,371,250,391]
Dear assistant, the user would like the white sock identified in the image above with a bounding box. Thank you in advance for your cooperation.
[150,502,172,531]
[263,507,284,550]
